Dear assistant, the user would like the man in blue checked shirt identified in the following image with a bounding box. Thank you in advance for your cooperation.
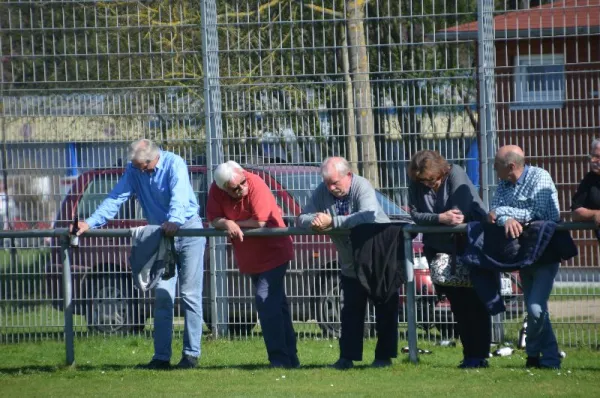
[73,139,205,370]
[488,145,562,369]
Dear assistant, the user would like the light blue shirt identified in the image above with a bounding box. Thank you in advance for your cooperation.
[490,165,560,226]
[86,151,199,227]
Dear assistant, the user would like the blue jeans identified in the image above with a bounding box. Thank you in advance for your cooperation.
[519,262,561,368]
[251,262,299,368]
[153,217,206,361]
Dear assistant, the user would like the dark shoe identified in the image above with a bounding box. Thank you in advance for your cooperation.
[177,355,199,369]
[371,359,393,368]
[329,357,354,370]
[136,359,171,370]
[458,358,489,369]
[526,356,540,368]
[291,356,301,369]
[539,364,561,370]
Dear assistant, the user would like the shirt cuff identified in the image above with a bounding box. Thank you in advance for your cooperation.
[85,216,101,229]
[496,215,509,226]
[167,216,185,226]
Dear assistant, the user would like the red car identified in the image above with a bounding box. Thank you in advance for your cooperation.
[46,164,461,335]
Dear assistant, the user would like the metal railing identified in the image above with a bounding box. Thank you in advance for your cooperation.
[1,221,596,366]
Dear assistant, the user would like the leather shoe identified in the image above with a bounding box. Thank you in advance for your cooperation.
[371,359,392,368]
[136,359,170,370]
[525,356,540,368]
[177,355,199,369]
[329,357,354,370]
[458,358,489,369]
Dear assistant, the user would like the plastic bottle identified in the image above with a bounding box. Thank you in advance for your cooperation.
[70,216,80,247]
[439,340,457,347]
[493,347,514,357]
[518,319,528,349]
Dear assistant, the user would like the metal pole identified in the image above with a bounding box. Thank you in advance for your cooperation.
[200,0,226,337]
[477,0,503,343]
[403,230,419,364]
[60,237,74,366]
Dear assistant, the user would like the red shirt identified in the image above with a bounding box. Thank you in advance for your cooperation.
[206,171,294,274]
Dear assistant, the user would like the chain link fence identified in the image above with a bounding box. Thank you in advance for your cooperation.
[1,0,599,347]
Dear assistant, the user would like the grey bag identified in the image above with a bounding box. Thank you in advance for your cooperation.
[429,253,472,287]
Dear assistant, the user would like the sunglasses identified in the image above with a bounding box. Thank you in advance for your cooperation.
[229,178,247,193]
[418,176,438,184]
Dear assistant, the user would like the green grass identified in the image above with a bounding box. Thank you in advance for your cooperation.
[0,336,599,397]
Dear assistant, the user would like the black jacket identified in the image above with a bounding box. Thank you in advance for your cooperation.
[350,223,406,304]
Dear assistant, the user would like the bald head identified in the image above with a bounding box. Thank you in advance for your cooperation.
[494,145,526,183]
[496,145,525,168]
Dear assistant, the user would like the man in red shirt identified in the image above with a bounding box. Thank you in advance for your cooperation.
[206,161,298,368]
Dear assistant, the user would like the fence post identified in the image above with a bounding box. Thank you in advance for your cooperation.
[403,230,419,364]
[477,0,504,343]
[60,236,74,365]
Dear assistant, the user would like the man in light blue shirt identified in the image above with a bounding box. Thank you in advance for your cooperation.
[489,145,562,370]
[75,139,206,369]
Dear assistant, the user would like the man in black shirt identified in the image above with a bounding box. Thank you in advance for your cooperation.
[572,139,600,224]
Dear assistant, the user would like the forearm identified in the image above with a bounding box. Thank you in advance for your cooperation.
[211,217,231,230]
[332,211,376,229]
[572,207,600,221]
[298,213,317,228]
[410,210,441,225]
[236,219,266,228]
[494,206,533,225]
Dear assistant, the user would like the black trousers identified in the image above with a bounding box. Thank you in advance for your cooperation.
[443,286,491,360]
[339,275,399,361]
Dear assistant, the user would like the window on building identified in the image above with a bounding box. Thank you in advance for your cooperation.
[513,54,565,108]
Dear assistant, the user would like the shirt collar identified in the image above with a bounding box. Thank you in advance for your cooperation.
[154,151,164,171]
[516,165,529,185]
[332,174,353,201]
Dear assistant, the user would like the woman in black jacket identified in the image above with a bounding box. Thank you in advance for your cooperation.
[408,150,491,369]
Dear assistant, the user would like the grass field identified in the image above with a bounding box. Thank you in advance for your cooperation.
[0,336,599,397]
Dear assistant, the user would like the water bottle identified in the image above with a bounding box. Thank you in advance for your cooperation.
[70,216,80,247]
[518,319,527,349]
[439,340,457,347]
[493,347,514,357]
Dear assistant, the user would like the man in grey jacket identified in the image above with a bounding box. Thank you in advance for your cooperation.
[298,157,394,369]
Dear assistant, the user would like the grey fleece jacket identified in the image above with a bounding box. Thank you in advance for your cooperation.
[298,174,390,278]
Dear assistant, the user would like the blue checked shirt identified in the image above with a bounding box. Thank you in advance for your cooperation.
[490,165,560,226]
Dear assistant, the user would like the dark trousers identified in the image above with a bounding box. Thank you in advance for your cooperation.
[443,286,491,360]
[339,275,399,361]
[251,262,299,367]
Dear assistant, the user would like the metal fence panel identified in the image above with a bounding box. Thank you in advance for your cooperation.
[0,0,598,348]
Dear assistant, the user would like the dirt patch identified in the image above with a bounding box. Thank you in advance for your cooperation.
[549,299,600,321]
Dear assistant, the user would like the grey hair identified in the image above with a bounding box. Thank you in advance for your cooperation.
[499,150,525,168]
[321,157,352,179]
[129,139,160,162]
[591,138,600,153]
[214,161,244,189]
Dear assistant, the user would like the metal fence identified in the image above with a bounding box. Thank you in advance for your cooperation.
[1,0,599,347]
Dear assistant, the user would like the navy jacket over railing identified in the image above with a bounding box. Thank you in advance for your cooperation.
[459,220,578,315]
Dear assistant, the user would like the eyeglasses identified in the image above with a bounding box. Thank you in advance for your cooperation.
[134,159,152,171]
[588,154,600,161]
[418,176,438,184]
[229,178,247,193]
